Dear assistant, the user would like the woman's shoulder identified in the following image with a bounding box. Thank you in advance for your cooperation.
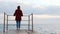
[15,9,22,12]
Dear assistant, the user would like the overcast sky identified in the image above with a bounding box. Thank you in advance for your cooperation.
[0,0,60,24]
[1,0,60,6]
[0,0,60,15]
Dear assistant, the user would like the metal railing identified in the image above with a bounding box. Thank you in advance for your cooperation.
[3,12,33,32]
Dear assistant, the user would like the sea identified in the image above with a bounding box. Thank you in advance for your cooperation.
[0,24,60,34]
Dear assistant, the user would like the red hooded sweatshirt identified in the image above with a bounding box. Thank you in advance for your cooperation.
[14,9,23,21]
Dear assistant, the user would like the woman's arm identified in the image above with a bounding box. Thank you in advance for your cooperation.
[13,10,16,16]
[21,11,23,16]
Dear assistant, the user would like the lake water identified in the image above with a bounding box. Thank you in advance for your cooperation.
[0,24,60,34]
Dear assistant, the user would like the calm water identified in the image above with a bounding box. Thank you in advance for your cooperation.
[0,24,60,34]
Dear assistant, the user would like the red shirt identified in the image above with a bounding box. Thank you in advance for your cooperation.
[14,9,23,21]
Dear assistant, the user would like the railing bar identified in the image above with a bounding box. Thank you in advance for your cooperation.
[32,13,33,32]
[8,15,29,16]
[28,15,30,31]
[6,15,8,31]
[8,20,32,21]
[3,12,5,32]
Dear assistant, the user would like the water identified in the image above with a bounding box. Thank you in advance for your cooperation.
[0,24,60,34]
[34,24,60,34]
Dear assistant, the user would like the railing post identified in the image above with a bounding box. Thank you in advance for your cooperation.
[32,13,33,32]
[6,15,8,31]
[28,15,30,31]
[3,12,5,32]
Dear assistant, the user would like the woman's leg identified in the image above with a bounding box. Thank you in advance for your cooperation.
[16,21,19,29]
[18,21,21,29]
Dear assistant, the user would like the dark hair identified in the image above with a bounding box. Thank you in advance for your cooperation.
[17,6,20,9]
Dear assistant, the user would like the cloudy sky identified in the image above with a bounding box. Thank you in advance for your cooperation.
[0,0,60,24]
[0,0,60,15]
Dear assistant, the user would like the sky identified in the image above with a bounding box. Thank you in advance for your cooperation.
[1,0,60,6]
[0,0,60,15]
[0,0,60,24]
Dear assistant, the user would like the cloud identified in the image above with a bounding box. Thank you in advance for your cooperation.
[1,0,60,7]
[34,15,60,19]
[16,0,60,7]
[0,0,16,2]
[32,5,47,9]
[33,14,60,24]
[0,0,2,1]
[0,1,60,15]
[46,0,60,6]
[0,0,60,25]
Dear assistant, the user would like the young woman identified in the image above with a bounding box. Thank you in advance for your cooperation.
[14,6,23,30]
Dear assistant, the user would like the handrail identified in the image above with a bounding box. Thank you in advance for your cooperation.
[8,20,31,21]
[8,15,30,16]
[3,12,33,32]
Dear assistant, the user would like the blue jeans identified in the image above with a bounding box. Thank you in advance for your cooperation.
[16,21,21,29]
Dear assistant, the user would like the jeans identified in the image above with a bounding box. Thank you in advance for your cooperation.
[16,21,21,29]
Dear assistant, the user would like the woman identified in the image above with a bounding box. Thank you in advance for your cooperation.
[14,6,23,30]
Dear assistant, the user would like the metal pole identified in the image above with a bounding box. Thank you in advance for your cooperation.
[6,15,8,31]
[3,12,5,32]
[32,13,33,32]
[28,15,30,31]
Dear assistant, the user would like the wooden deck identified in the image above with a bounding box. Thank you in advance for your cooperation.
[0,30,39,34]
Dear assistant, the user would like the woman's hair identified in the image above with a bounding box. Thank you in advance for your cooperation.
[17,6,20,9]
